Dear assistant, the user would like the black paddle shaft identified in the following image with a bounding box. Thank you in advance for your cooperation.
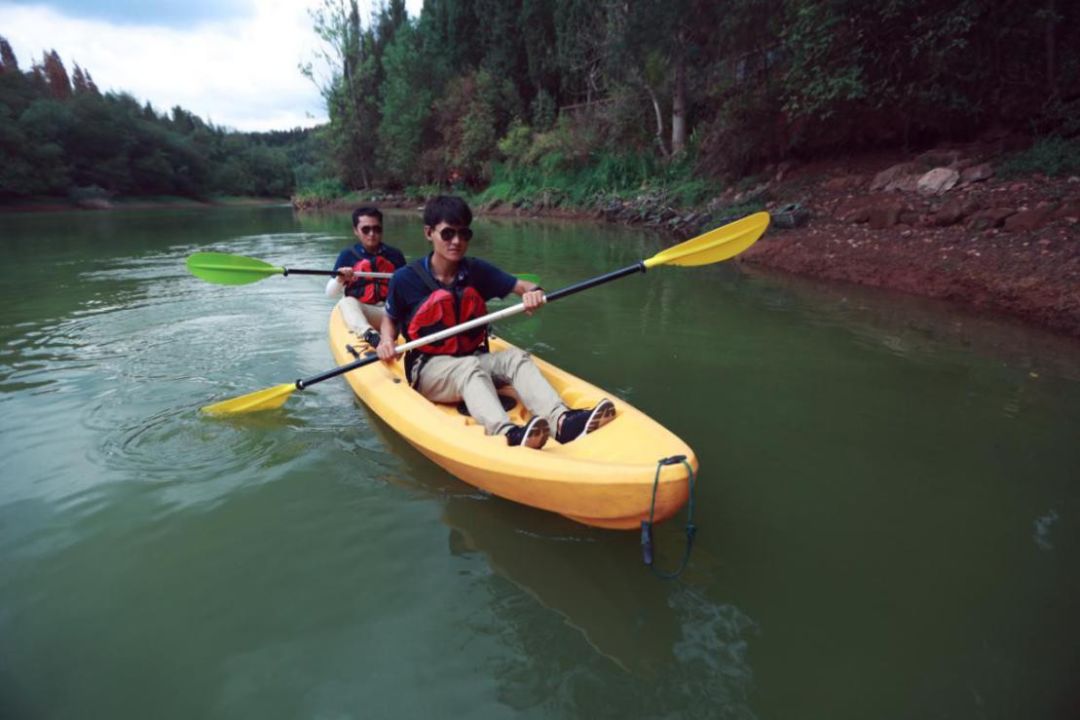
[283,267,336,277]
[545,262,646,302]
[297,352,379,389]
[294,261,647,391]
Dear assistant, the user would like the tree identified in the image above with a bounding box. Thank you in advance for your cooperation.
[521,0,559,103]
[377,21,433,183]
[0,36,18,73]
[302,0,408,189]
[41,50,72,99]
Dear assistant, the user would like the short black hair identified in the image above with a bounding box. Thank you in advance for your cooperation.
[352,206,382,228]
[423,195,472,228]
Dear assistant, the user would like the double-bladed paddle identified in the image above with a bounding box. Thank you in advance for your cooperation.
[201,212,770,415]
[186,251,540,286]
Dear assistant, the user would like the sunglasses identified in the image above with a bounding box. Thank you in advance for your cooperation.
[358,225,383,235]
[437,226,473,242]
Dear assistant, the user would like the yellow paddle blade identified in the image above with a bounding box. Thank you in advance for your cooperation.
[201,383,297,416]
[643,211,770,269]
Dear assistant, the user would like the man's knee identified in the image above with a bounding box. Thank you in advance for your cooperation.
[499,347,533,370]
[425,356,486,395]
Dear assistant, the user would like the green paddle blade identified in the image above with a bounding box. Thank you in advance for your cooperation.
[187,252,285,285]
[202,383,297,415]
[517,273,541,285]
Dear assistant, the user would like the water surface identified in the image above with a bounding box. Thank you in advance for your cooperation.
[1,205,1078,719]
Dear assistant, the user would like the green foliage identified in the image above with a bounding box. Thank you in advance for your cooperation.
[999,137,1080,178]
[402,182,442,200]
[530,89,557,131]
[496,120,533,165]
[476,148,716,209]
[303,0,406,189]
[782,1,866,119]
[294,177,347,202]
[0,40,308,200]
[432,69,522,184]
[377,22,432,184]
[11,0,1077,206]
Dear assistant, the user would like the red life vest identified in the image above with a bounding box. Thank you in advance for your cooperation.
[345,249,396,304]
[404,258,488,357]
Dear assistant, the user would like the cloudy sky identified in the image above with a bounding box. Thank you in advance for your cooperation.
[0,0,422,132]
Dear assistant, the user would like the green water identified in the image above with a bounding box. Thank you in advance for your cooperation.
[1,205,1078,719]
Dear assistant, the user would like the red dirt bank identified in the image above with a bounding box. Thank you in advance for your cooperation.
[736,152,1080,339]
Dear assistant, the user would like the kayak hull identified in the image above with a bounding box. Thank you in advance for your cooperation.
[328,307,695,529]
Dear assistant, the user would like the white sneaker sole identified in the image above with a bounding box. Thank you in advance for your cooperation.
[585,399,616,435]
[520,417,550,450]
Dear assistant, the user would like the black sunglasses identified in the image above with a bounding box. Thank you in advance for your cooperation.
[437,226,473,242]
[358,225,383,235]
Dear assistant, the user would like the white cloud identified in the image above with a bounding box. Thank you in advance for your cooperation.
[0,0,422,132]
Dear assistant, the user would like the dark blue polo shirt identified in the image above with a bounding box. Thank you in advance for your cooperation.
[332,243,407,273]
[384,254,518,323]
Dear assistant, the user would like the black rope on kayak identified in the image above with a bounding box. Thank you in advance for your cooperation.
[641,455,697,580]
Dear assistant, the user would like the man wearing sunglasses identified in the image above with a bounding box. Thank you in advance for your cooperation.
[376,196,615,449]
[326,206,408,347]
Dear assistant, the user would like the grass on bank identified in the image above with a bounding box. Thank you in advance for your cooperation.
[999,136,1080,178]
[475,152,722,210]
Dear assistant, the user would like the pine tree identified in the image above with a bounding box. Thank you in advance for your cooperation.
[0,36,18,73]
[42,50,72,99]
[72,63,89,94]
[84,69,100,95]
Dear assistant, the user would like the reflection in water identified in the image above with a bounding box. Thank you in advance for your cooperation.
[444,495,679,674]
[1033,509,1059,551]
[444,495,758,718]
[742,265,1080,380]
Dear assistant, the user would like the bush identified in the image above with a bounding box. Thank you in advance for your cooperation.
[292,177,346,203]
[497,120,533,165]
[402,183,441,201]
[999,136,1080,178]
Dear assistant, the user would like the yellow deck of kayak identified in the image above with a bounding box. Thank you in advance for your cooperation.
[328,306,695,529]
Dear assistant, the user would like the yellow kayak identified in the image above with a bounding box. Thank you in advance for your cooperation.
[328,306,696,530]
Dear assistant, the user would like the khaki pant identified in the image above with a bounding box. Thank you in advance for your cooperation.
[415,348,569,435]
[338,297,386,336]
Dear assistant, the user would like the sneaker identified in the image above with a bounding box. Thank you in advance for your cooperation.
[504,416,550,449]
[556,398,616,443]
[362,328,381,347]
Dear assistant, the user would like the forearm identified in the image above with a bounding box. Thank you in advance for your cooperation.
[380,315,399,343]
[512,279,541,296]
[325,276,344,298]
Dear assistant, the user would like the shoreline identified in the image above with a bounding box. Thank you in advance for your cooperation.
[325,183,1080,340]
[6,166,1078,340]
[0,197,288,213]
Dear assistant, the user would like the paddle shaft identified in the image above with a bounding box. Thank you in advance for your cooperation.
[294,261,647,390]
[285,267,394,279]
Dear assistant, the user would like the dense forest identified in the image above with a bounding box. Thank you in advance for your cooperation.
[3,1,1078,206]
[0,38,317,201]
[303,0,1079,205]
